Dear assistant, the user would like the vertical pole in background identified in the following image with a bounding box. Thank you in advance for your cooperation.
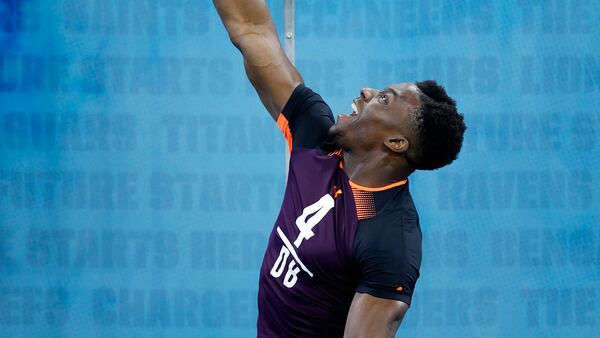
[283,0,295,176]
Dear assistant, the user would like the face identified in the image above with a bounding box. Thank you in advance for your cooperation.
[329,82,422,155]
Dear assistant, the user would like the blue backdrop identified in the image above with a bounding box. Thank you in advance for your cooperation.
[1,0,599,337]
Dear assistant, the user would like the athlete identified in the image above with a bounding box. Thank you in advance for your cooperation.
[213,1,466,337]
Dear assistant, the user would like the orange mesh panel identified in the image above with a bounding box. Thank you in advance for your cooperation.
[351,187,375,220]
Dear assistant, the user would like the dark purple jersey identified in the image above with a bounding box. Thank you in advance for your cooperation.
[257,84,422,337]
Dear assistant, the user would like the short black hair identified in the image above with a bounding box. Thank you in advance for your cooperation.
[410,80,466,170]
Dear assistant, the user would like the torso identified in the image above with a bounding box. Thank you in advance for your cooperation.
[257,148,417,337]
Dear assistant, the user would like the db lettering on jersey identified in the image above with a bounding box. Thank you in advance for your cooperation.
[269,194,335,288]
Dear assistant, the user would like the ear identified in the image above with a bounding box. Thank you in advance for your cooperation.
[384,136,409,154]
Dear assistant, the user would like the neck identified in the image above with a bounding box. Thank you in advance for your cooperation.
[342,149,412,188]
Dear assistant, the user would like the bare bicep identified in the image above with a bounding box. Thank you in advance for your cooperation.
[344,292,409,338]
[236,27,303,120]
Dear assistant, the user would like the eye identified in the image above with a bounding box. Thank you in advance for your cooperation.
[377,93,389,105]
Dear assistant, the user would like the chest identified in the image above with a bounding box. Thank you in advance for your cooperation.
[266,171,358,289]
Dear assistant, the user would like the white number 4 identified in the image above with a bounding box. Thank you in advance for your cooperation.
[293,194,335,247]
[269,193,335,288]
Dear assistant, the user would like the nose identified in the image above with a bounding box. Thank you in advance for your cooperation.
[360,88,376,102]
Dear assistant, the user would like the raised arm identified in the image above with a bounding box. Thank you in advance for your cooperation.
[213,0,303,120]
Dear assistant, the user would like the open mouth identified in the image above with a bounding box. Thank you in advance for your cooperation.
[336,102,359,122]
[350,102,358,116]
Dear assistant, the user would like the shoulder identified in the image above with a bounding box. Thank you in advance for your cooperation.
[282,84,334,122]
[278,84,336,151]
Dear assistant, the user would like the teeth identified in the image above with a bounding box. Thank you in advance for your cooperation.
[351,103,358,114]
